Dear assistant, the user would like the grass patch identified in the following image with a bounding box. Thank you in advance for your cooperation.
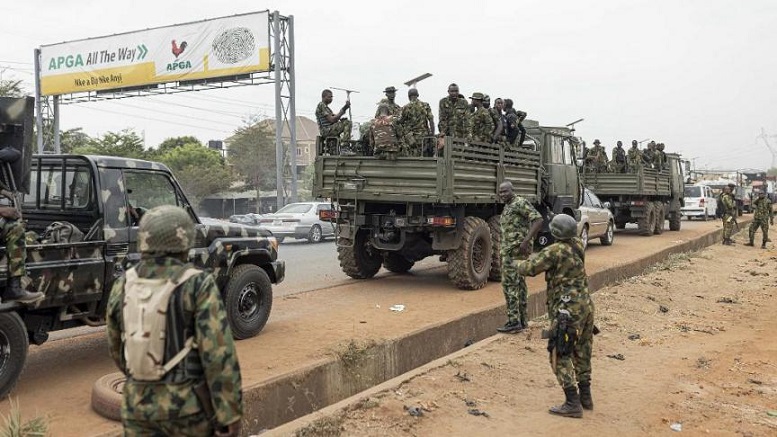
[294,415,343,437]
[0,398,49,437]
[645,250,699,274]
[333,339,376,369]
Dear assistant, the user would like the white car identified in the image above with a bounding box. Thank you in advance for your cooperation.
[258,202,335,243]
[681,184,717,220]
[577,189,615,250]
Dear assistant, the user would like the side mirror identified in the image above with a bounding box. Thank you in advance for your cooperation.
[603,202,611,209]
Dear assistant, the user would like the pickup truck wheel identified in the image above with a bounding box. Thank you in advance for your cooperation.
[669,211,682,231]
[0,312,28,398]
[224,265,273,339]
[338,230,382,279]
[601,221,615,246]
[382,253,414,273]
[307,225,323,244]
[653,203,665,235]
[487,215,502,281]
[91,372,125,421]
[447,217,492,290]
[638,203,656,236]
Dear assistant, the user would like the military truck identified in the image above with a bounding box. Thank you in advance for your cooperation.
[313,122,581,290]
[580,154,685,235]
[0,97,284,397]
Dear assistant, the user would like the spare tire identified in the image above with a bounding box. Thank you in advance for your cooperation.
[91,372,125,422]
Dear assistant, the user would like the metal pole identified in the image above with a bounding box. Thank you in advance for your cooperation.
[272,11,284,209]
[288,15,298,203]
[33,48,44,154]
[53,95,60,154]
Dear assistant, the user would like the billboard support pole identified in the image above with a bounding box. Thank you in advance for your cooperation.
[34,49,43,154]
[272,11,284,210]
[288,15,298,203]
[53,96,60,154]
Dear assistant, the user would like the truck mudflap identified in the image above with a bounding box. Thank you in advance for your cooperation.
[268,260,285,284]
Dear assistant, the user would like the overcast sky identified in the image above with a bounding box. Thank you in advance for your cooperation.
[2,0,776,170]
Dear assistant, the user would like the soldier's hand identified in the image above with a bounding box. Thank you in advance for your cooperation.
[342,100,351,111]
[0,206,19,220]
[519,239,532,256]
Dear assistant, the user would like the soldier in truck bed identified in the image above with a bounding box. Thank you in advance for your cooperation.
[438,83,470,138]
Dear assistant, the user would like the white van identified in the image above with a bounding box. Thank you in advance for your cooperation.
[681,184,717,220]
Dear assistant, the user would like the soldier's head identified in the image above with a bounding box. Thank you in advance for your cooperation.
[408,88,419,101]
[483,94,491,109]
[617,140,623,148]
[593,139,601,146]
[723,185,731,194]
[498,181,515,203]
[377,103,390,117]
[494,98,504,111]
[631,139,638,147]
[447,83,460,100]
[728,183,736,191]
[758,190,766,198]
[322,89,333,104]
[384,86,397,102]
[138,205,195,259]
[657,143,665,150]
[648,141,656,149]
[470,92,485,108]
[503,98,514,110]
[550,214,578,241]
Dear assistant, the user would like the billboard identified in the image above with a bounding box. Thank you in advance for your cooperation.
[39,12,270,96]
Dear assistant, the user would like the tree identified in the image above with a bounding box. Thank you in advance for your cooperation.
[158,144,234,208]
[227,119,279,211]
[154,136,202,156]
[71,129,147,159]
[0,73,25,97]
[59,128,92,154]
[768,167,777,177]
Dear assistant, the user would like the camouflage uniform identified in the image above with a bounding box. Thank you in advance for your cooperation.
[610,145,627,173]
[626,146,642,172]
[107,254,243,435]
[515,237,594,389]
[375,98,402,117]
[470,107,495,143]
[642,142,656,168]
[721,192,736,242]
[438,96,470,138]
[0,201,26,277]
[503,108,527,148]
[748,195,773,246]
[500,196,542,326]
[585,145,608,172]
[488,108,503,142]
[654,143,667,169]
[398,99,434,157]
[316,101,351,143]
[372,114,400,160]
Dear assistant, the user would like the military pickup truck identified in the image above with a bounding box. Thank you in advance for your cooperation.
[313,122,581,290]
[0,97,284,397]
[580,154,685,235]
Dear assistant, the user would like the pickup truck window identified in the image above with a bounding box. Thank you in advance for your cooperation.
[124,171,180,218]
[24,164,94,211]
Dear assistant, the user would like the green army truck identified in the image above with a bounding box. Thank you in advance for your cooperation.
[313,123,582,291]
[0,97,284,397]
[580,153,685,235]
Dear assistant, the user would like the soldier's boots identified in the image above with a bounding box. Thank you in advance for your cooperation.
[762,242,767,249]
[4,277,45,304]
[745,240,755,246]
[496,320,524,333]
[549,386,584,418]
[578,382,594,410]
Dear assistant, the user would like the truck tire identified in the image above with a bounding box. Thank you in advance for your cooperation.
[224,264,273,340]
[653,202,665,235]
[638,202,655,236]
[600,221,615,246]
[338,230,382,279]
[447,217,492,290]
[91,372,125,422]
[669,211,682,231]
[382,253,414,273]
[0,312,28,398]
[487,215,502,281]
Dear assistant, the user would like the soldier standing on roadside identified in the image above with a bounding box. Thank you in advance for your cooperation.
[398,88,434,157]
[438,83,470,138]
[316,89,351,144]
[720,185,737,245]
[514,214,595,418]
[469,92,494,143]
[497,181,543,333]
[106,206,243,437]
[746,190,773,248]
[610,141,627,173]
[626,140,642,173]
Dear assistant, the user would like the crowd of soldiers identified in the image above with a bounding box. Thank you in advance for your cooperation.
[583,139,669,173]
[315,83,529,159]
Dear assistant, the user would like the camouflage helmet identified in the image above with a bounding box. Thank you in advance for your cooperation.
[550,214,578,241]
[138,205,195,254]
[483,94,491,103]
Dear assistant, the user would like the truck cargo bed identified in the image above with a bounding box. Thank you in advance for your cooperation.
[582,168,671,197]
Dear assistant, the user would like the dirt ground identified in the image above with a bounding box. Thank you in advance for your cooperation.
[292,232,777,437]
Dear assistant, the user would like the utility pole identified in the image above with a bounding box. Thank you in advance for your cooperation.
[756,127,777,169]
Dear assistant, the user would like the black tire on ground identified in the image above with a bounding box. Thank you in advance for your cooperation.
[338,230,382,279]
[447,216,492,290]
[487,215,502,281]
[91,372,125,422]
[653,202,665,235]
[638,202,656,236]
[580,224,589,251]
[0,312,28,399]
[601,221,615,246]
[382,252,415,273]
[223,264,273,339]
[307,225,323,243]
[669,211,682,231]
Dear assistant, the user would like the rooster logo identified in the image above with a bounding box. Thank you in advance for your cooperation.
[171,40,188,58]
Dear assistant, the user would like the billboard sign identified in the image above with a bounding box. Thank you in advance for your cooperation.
[39,12,270,96]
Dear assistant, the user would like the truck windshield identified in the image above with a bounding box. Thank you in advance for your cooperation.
[684,186,702,197]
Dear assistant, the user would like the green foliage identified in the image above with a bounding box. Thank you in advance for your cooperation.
[59,128,92,154]
[154,136,202,155]
[158,143,234,207]
[301,164,316,192]
[227,119,280,212]
[71,128,147,159]
[0,74,26,98]
[767,167,777,177]
[0,398,49,437]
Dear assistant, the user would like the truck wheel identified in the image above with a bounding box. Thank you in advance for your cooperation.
[91,372,125,422]
[224,264,273,339]
[447,217,492,290]
[600,221,615,246]
[0,312,28,398]
[669,211,682,231]
[653,203,665,235]
[487,215,502,281]
[638,203,655,236]
[382,253,414,273]
[307,225,324,243]
[338,230,382,279]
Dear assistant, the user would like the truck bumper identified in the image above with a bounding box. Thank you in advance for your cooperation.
[270,260,286,284]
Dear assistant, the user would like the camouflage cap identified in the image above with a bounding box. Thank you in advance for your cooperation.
[470,92,485,100]
[384,86,397,93]
[408,88,419,97]
[550,214,578,241]
[138,205,195,254]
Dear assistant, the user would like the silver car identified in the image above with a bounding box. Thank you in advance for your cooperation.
[258,202,335,243]
[577,188,615,250]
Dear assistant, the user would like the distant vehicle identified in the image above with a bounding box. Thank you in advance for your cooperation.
[681,184,717,220]
[577,188,615,250]
[229,213,264,226]
[258,202,335,243]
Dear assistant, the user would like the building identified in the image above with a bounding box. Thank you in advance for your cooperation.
[259,115,319,176]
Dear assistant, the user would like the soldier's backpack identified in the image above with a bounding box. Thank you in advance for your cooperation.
[122,266,202,381]
[39,221,84,244]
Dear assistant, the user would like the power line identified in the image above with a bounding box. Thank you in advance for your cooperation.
[99,101,245,128]
[72,105,234,134]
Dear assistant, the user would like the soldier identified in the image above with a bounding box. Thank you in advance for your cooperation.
[585,140,608,172]
[106,205,243,436]
[655,143,667,170]
[358,120,374,156]
[398,88,434,157]
[372,104,400,160]
[315,89,352,144]
[469,92,494,143]
[497,181,543,333]
[746,190,773,248]
[610,141,627,173]
[642,141,656,168]
[626,140,642,172]
[438,83,471,138]
[489,98,505,143]
[514,214,594,418]
[482,94,491,110]
[720,185,737,245]
[503,99,528,148]
[375,86,402,117]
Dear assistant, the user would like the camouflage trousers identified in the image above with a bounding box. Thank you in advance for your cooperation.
[321,119,352,143]
[2,219,26,277]
[501,255,528,325]
[123,411,212,436]
[749,217,770,244]
[549,297,595,389]
[722,214,735,240]
[401,131,426,157]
